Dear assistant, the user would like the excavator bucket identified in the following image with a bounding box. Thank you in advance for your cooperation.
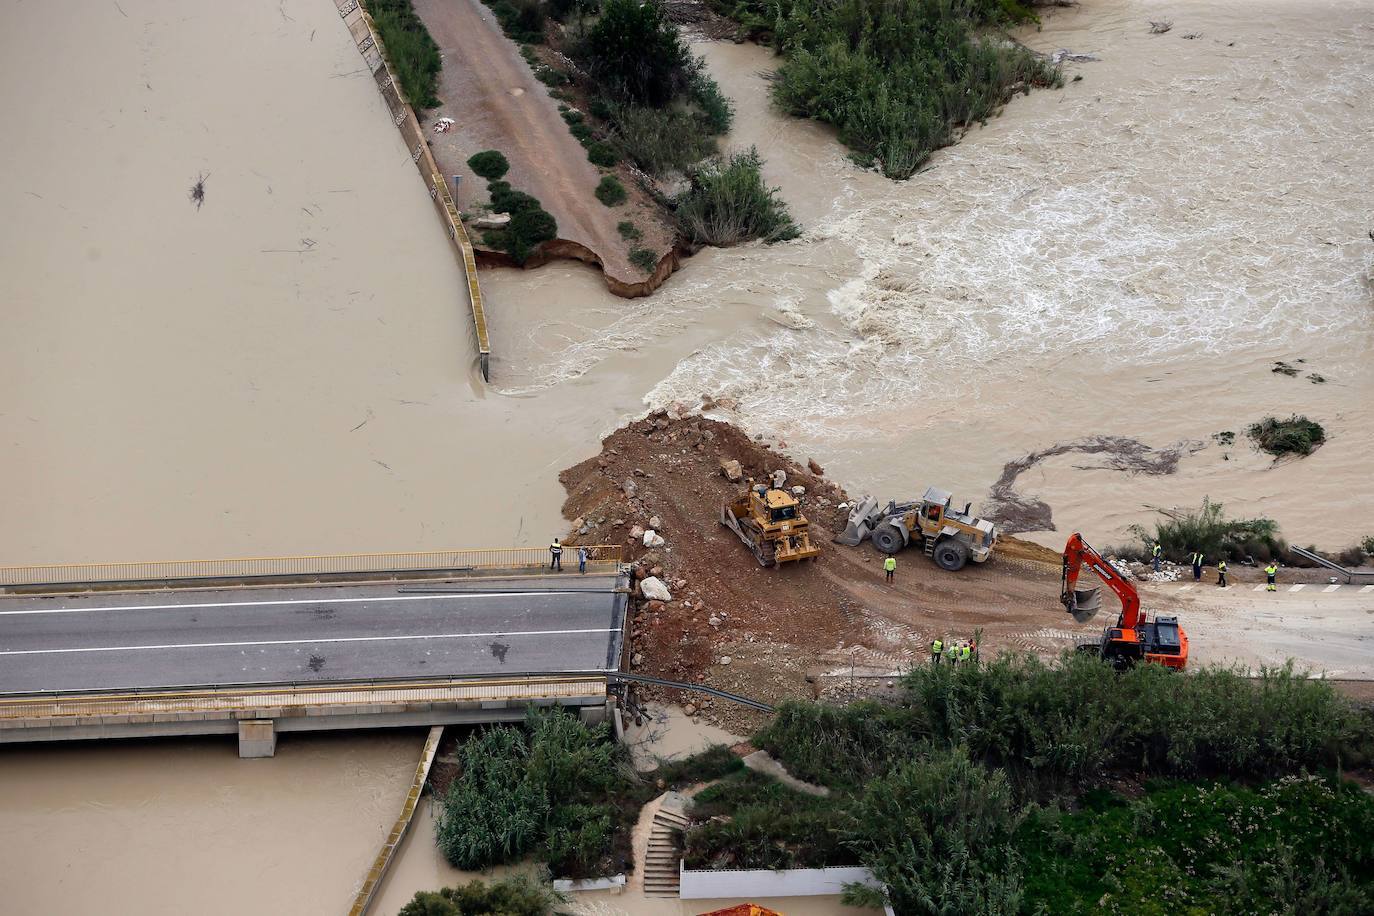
[1069,587,1103,623]
[835,495,881,546]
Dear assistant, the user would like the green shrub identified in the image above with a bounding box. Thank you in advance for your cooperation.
[578,0,697,107]
[535,67,569,87]
[685,770,857,870]
[606,103,719,175]
[434,727,548,869]
[725,0,1060,178]
[588,97,613,120]
[560,109,585,125]
[585,141,619,167]
[467,150,510,181]
[690,71,734,135]
[1018,776,1374,914]
[629,247,657,272]
[674,148,800,246]
[482,0,546,43]
[489,187,542,215]
[1249,414,1326,457]
[568,121,594,141]
[398,874,567,916]
[849,748,1024,915]
[594,175,627,206]
[368,0,442,109]
[756,699,930,790]
[481,177,558,265]
[1362,535,1374,556]
[616,220,641,240]
[1128,498,1285,563]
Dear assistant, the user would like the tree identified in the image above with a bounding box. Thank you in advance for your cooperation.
[580,0,696,107]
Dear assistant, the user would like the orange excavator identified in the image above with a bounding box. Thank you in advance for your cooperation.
[1062,532,1189,670]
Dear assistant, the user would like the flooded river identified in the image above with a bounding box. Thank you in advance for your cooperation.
[2,0,1371,912]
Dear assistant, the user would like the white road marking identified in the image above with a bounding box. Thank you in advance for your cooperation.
[0,627,616,657]
[0,591,581,616]
[1288,584,1305,592]
[1253,585,1267,591]
[1323,584,1342,592]
[1361,585,1374,594]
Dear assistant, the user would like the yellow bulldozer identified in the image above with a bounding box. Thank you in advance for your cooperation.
[720,482,821,568]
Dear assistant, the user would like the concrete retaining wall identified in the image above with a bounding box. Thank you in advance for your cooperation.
[678,864,882,899]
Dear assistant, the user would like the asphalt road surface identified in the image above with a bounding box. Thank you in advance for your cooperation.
[0,575,626,694]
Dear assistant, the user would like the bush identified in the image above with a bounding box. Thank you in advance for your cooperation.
[483,0,546,43]
[594,175,627,206]
[606,103,719,176]
[1362,535,1374,557]
[684,770,857,870]
[849,748,1024,915]
[585,141,619,167]
[616,220,641,240]
[674,148,800,246]
[467,150,510,181]
[568,121,594,142]
[368,0,442,109]
[578,0,697,107]
[731,0,1060,178]
[479,172,558,265]
[1128,498,1285,563]
[690,71,735,135]
[398,874,567,916]
[1249,414,1326,457]
[629,247,657,272]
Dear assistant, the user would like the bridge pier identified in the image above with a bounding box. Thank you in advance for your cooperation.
[238,719,277,758]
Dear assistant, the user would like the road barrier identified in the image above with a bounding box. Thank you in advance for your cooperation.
[0,545,622,588]
[337,0,491,380]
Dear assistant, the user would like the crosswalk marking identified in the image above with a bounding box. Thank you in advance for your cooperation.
[1362,585,1374,594]
[1288,584,1305,592]
[1253,584,1268,592]
[1323,584,1342,592]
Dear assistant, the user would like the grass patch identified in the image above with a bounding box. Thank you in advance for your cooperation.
[616,220,641,240]
[716,0,1060,179]
[1127,497,1286,564]
[1249,414,1326,457]
[674,148,800,246]
[594,175,627,206]
[367,0,442,109]
[685,769,857,870]
[629,246,657,272]
[467,150,510,181]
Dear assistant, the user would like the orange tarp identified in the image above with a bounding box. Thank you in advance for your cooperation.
[696,907,783,916]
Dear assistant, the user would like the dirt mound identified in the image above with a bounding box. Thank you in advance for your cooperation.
[560,411,1077,730]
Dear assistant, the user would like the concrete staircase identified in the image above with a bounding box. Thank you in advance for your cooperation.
[643,807,689,898]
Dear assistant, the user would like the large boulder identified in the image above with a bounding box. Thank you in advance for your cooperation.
[640,576,672,602]
[720,459,743,482]
[643,529,665,548]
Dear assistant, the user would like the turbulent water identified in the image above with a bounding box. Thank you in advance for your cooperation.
[488,0,1374,548]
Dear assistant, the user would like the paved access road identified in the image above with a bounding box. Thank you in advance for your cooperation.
[0,575,626,694]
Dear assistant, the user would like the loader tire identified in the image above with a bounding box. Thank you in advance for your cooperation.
[933,540,969,572]
[872,522,905,555]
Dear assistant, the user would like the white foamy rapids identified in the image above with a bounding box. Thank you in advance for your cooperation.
[649,14,1374,435]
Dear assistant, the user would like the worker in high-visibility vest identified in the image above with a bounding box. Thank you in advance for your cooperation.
[884,555,897,584]
[549,538,563,571]
[1265,562,1278,592]
[1189,551,1204,582]
[1152,542,1163,572]
[1216,558,1228,588]
[930,638,943,665]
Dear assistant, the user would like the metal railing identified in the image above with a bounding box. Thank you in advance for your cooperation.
[0,545,622,587]
[1288,545,1374,584]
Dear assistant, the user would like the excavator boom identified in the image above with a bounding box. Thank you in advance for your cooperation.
[1061,532,1141,628]
[1062,532,1188,670]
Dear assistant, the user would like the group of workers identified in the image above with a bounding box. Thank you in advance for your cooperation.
[929,636,977,666]
[1154,541,1280,591]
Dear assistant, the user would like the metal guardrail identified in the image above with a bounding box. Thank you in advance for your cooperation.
[1288,545,1374,584]
[0,545,622,587]
[610,673,775,712]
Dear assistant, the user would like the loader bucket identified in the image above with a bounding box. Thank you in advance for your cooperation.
[834,496,881,546]
[1069,587,1103,623]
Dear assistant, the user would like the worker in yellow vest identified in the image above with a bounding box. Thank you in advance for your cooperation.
[1216,558,1228,588]
[930,637,943,665]
[1265,562,1278,592]
[883,555,897,584]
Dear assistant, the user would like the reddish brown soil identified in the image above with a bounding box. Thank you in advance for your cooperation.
[560,411,1093,730]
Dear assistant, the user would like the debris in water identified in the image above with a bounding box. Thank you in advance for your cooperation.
[1049,49,1100,64]
[188,172,209,210]
[1306,373,1326,384]
[1148,20,1173,34]
[1272,360,1300,377]
[432,117,456,133]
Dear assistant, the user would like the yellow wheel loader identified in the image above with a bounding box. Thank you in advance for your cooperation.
[721,483,821,568]
[836,486,997,571]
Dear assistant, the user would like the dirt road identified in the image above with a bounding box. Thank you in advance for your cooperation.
[413,0,665,285]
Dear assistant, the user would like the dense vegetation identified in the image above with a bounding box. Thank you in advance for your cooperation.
[711,654,1374,914]
[675,148,800,246]
[710,0,1060,178]
[1249,414,1326,457]
[434,710,741,877]
[1126,498,1286,564]
[367,0,442,108]
[398,874,566,916]
[594,175,627,207]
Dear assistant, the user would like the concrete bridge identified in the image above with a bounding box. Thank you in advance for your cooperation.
[0,549,628,755]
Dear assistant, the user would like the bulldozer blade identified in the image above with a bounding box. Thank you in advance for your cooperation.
[1069,587,1103,623]
[834,495,880,546]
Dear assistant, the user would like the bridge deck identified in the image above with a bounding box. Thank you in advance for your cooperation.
[0,575,625,695]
